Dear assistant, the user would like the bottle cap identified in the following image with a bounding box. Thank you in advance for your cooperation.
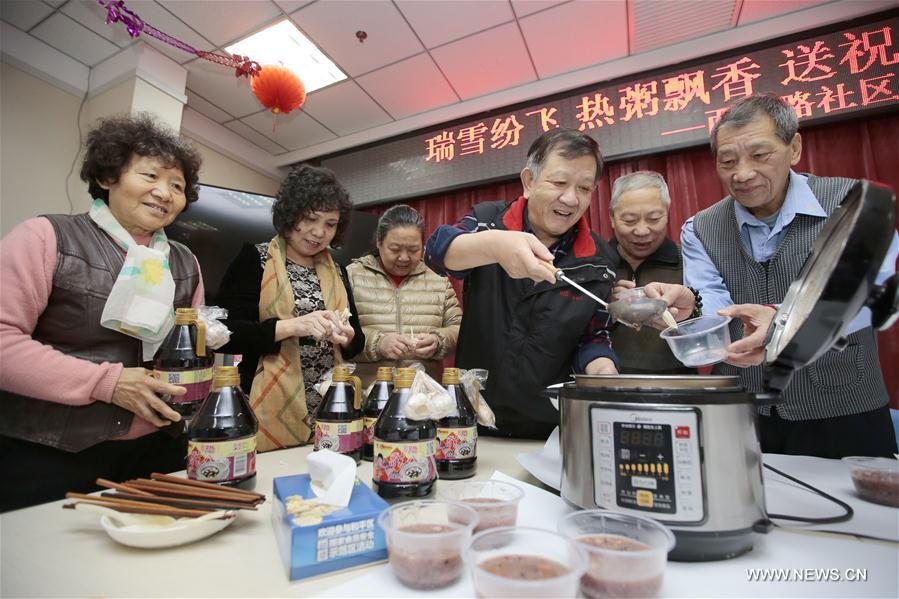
[332,366,351,382]
[213,365,240,388]
[174,307,198,325]
[394,367,415,389]
[375,367,393,382]
[442,367,461,385]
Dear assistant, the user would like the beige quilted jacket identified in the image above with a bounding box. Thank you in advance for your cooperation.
[346,254,462,385]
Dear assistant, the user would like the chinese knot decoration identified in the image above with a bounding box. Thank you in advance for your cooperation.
[251,65,307,115]
[96,0,308,116]
[98,0,261,78]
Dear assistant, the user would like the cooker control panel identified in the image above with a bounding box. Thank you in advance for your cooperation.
[591,406,705,523]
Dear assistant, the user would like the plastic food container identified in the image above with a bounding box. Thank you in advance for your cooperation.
[378,500,479,589]
[660,315,732,366]
[466,526,587,598]
[558,510,675,599]
[843,457,899,507]
[438,480,524,532]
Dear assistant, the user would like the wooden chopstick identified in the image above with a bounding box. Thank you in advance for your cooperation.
[150,472,265,499]
[101,492,257,511]
[63,501,226,520]
[126,479,263,504]
[64,494,213,518]
[95,478,155,496]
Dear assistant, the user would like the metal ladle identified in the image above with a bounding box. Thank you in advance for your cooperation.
[542,262,677,330]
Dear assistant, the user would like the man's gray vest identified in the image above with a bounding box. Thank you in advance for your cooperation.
[0,214,199,451]
[693,174,889,420]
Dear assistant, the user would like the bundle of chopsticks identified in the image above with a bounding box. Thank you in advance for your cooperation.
[62,473,265,519]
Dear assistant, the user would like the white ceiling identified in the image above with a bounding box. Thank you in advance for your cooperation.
[2,0,896,179]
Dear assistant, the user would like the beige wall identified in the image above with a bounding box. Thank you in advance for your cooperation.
[1,62,280,237]
[185,136,280,196]
[1,62,87,235]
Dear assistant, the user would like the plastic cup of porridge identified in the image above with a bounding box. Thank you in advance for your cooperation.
[558,510,675,599]
[438,480,524,532]
[466,526,587,598]
[378,500,479,589]
[843,457,899,507]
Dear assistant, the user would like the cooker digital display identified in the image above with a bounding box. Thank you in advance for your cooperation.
[591,406,706,523]
[613,422,676,514]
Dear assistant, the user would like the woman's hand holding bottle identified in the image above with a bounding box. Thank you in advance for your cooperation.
[111,367,184,427]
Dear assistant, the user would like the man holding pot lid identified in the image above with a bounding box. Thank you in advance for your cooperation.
[424,129,696,439]
[681,93,899,459]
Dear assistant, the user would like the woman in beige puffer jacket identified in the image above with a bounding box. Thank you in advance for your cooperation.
[347,205,462,386]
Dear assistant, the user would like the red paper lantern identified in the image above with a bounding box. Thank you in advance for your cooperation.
[251,65,306,115]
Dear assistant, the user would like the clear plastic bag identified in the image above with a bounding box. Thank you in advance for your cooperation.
[197,306,231,350]
[403,366,455,421]
[460,368,496,428]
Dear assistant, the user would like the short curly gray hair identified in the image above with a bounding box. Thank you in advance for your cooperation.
[272,164,352,246]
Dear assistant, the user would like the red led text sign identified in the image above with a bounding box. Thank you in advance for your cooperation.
[322,14,899,205]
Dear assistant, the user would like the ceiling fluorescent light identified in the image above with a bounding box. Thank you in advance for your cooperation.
[226,20,346,93]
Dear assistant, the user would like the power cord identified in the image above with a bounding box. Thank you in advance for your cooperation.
[763,463,854,524]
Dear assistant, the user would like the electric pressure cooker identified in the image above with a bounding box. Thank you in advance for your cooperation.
[559,180,899,561]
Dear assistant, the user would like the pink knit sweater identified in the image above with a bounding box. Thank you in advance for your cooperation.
[0,217,205,440]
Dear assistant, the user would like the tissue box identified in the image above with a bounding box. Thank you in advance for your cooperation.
[271,474,389,580]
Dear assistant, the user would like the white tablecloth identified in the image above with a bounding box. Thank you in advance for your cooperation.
[1,438,896,598]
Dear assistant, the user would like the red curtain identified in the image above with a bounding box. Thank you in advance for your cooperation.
[363,112,899,405]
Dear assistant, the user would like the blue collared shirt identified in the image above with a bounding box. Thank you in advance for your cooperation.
[681,170,899,335]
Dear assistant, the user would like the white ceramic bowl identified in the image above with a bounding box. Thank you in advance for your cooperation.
[100,513,236,549]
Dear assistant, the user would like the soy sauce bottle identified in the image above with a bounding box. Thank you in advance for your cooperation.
[436,368,478,479]
[362,367,394,462]
[154,307,213,419]
[313,366,363,464]
[187,366,258,490]
[372,367,437,499]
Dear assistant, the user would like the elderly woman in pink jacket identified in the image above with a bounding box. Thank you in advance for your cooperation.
[0,114,205,511]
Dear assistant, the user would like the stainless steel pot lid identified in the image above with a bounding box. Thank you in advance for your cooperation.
[764,180,897,392]
[572,374,741,390]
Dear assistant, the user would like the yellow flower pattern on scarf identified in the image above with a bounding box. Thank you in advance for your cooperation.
[141,258,164,285]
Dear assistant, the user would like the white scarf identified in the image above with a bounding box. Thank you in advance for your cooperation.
[89,199,176,360]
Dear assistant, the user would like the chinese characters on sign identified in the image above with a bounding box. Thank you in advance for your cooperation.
[422,21,899,164]
[322,15,899,205]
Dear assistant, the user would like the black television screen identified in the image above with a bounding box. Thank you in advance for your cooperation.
[166,183,378,302]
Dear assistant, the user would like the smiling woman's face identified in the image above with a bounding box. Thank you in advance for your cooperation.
[101,155,187,238]
[285,209,340,265]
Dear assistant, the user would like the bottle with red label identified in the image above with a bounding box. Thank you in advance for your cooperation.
[372,367,437,500]
[313,366,363,464]
[436,367,478,479]
[153,307,214,419]
[186,366,258,490]
[362,367,394,462]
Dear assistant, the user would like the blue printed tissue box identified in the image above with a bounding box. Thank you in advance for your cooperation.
[271,474,389,580]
